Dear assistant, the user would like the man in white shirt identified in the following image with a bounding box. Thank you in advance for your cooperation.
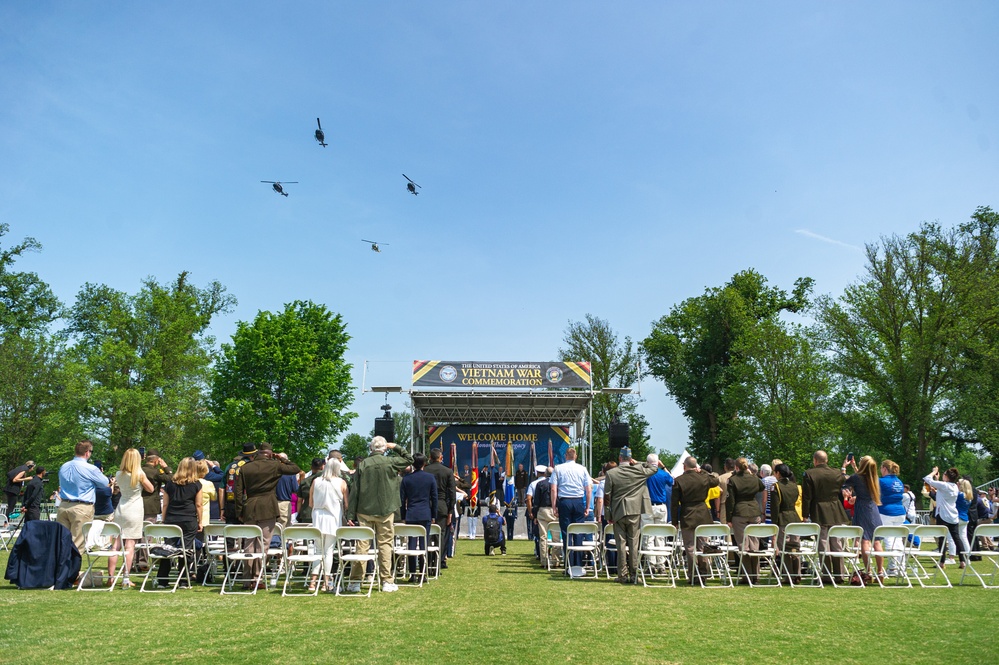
[550,448,592,570]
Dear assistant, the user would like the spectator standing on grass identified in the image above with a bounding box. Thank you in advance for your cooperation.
[551,448,592,570]
[5,460,34,516]
[923,466,966,569]
[296,458,324,524]
[525,465,551,560]
[275,468,299,529]
[400,452,437,582]
[671,456,718,584]
[345,436,414,593]
[644,453,672,572]
[843,455,884,578]
[801,450,849,582]
[717,458,736,526]
[141,450,172,523]
[109,448,153,588]
[604,447,657,584]
[770,464,801,581]
[157,457,203,587]
[92,461,114,521]
[56,440,111,552]
[726,457,765,584]
[877,460,906,573]
[425,448,456,569]
[309,457,347,592]
[21,467,48,523]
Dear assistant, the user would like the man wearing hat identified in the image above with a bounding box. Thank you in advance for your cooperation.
[604,447,659,584]
[526,465,555,562]
[223,444,257,526]
[141,450,173,523]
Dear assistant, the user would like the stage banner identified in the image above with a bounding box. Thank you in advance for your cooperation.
[427,425,570,476]
[412,360,591,389]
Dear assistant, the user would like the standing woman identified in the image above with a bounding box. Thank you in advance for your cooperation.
[770,464,802,581]
[158,457,203,587]
[843,455,884,577]
[309,457,348,591]
[878,460,906,575]
[725,457,765,583]
[954,478,974,564]
[923,466,966,569]
[109,448,154,588]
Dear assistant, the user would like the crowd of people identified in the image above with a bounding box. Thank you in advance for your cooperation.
[4,441,999,592]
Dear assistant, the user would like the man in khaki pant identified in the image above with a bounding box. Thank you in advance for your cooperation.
[56,441,111,552]
[345,437,414,593]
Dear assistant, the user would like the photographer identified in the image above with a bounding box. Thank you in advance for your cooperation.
[5,460,35,516]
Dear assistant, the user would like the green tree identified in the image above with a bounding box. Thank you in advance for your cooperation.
[339,432,369,466]
[642,270,813,468]
[817,207,999,479]
[559,314,651,472]
[211,300,356,466]
[729,318,834,475]
[0,225,65,471]
[67,272,235,462]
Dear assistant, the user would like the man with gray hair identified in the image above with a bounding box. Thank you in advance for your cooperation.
[345,436,414,593]
[604,447,659,584]
[643,452,674,573]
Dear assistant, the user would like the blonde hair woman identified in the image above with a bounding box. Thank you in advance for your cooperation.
[157,457,203,587]
[196,460,216,533]
[109,448,154,588]
[953,478,974,565]
[309,457,348,591]
[843,455,883,577]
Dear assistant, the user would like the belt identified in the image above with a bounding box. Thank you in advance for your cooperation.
[61,499,95,505]
[652,502,667,506]
[558,496,584,501]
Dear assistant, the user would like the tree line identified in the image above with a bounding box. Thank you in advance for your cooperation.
[0,224,355,475]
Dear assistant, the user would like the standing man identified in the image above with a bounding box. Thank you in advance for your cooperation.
[400,452,437,582]
[5,460,34,516]
[550,448,592,570]
[21,467,48,522]
[295,458,324,524]
[525,465,551,560]
[515,463,529,505]
[717,458,736,525]
[141,450,173,523]
[424,448,456,570]
[223,444,256,526]
[345,436,414,593]
[671,456,719,585]
[56,441,110,552]
[275,468,299,529]
[233,443,301,589]
[801,450,849,582]
[644,453,673,572]
[604,447,658,584]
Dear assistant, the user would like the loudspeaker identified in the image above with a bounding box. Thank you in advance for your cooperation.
[609,422,630,449]
[374,416,395,443]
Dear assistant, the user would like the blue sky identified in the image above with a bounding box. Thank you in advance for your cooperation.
[2,3,997,454]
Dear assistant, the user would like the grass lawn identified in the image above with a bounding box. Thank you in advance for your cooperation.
[0,538,994,664]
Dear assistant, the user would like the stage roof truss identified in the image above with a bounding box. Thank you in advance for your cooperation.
[410,390,591,431]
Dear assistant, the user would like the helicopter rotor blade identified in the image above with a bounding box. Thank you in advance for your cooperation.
[261,181,276,184]
[361,239,379,244]
[317,117,322,130]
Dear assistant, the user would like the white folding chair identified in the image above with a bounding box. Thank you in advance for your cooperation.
[692,524,734,588]
[564,522,601,579]
[265,522,285,589]
[140,524,191,593]
[780,523,822,588]
[428,524,442,580]
[0,514,21,552]
[545,525,563,570]
[77,521,125,591]
[198,523,226,586]
[909,525,952,588]
[638,523,678,588]
[873,525,911,588]
[220,524,266,595]
[393,524,430,587]
[961,524,999,588]
[738,524,781,587]
[334,526,378,597]
[281,526,325,596]
[820,525,865,588]
[602,523,617,579]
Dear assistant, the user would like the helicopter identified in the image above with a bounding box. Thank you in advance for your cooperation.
[402,174,421,196]
[362,239,389,253]
[314,118,327,147]
[261,181,297,197]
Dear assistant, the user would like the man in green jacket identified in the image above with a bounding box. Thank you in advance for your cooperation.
[345,436,414,593]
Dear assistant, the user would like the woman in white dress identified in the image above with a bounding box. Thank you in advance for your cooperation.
[109,448,154,588]
[309,457,348,591]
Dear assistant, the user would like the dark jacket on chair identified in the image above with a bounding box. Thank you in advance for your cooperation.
[4,520,81,589]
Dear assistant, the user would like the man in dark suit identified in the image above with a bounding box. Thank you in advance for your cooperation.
[21,467,48,522]
[604,447,659,584]
[424,448,455,570]
[671,456,720,585]
[801,450,849,581]
[400,453,438,582]
[233,443,301,587]
[141,450,172,522]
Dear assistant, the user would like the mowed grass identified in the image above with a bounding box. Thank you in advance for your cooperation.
[0,538,995,664]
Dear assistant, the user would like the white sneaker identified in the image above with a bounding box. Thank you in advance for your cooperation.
[381,582,398,593]
[945,557,957,565]
[346,582,361,593]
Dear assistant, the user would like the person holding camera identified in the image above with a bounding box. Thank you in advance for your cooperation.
[5,460,35,516]
[923,466,966,568]
[21,467,48,522]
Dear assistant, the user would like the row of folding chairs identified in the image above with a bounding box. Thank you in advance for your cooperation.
[589,521,999,589]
